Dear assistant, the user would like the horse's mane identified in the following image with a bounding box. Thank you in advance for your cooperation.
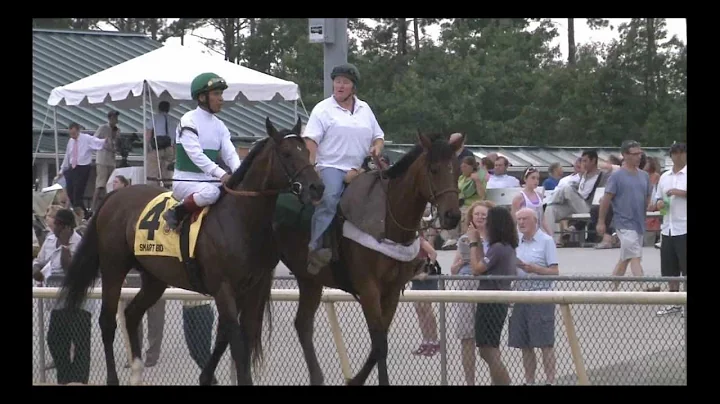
[225,137,271,189]
[384,133,455,179]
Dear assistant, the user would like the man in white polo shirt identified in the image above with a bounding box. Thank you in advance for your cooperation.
[302,63,385,274]
[486,156,520,189]
[655,142,686,316]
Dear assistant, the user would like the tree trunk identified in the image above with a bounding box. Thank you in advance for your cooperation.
[568,18,576,66]
[149,19,158,40]
[646,18,656,108]
[397,18,407,55]
[413,18,420,53]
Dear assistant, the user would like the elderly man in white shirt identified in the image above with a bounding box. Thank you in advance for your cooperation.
[486,156,520,189]
[32,208,95,384]
[655,142,687,316]
[509,207,559,385]
[56,122,109,218]
[302,63,385,274]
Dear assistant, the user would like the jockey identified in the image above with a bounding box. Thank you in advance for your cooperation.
[302,63,385,275]
[162,72,241,230]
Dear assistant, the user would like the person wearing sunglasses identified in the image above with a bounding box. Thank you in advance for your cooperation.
[512,167,553,236]
[598,140,654,288]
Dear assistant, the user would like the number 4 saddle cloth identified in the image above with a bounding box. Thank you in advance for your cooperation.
[133,192,210,260]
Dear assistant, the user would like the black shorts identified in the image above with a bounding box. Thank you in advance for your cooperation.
[661,234,687,277]
[412,279,439,291]
[474,303,509,348]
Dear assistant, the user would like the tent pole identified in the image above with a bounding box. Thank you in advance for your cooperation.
[53,107,59,174]
[142,82,147,185]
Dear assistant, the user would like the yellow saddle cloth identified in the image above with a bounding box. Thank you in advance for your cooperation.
[133,192,210,260]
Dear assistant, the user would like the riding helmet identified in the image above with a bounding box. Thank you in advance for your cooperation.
[191,72,228,100]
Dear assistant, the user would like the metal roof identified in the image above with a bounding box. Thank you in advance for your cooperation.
[385,145,671,172]
[32,28,307,155]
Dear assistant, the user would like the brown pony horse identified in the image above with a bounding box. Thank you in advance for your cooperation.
[59,117,325,386]
[198,132,462,385]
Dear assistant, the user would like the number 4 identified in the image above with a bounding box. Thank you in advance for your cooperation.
[139,197,170,241]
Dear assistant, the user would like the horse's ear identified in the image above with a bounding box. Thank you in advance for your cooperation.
[417,131,432,151]
[293,116,303,136]
[265,117,278,138]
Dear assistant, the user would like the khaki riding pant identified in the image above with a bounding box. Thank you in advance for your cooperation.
[147,147,175,188]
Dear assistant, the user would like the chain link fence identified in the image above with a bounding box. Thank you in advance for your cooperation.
[33,275,686,385]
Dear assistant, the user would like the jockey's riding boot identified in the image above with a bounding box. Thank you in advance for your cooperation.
[163,195,200,231]
[307,248,332,275]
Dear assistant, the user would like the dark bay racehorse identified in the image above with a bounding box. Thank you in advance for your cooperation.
[275,132,463,385]
[59,117,324,386]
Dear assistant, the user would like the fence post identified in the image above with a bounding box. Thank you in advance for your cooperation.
[438,277,447,386]
[559,304,589,385]
[325,302,353,383]
[36,297,46,384]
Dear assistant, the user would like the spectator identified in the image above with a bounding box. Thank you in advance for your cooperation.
[654,143,686,316]
[181,296,217,383]
[511,167,553,236]
[467,206,517,385]
[32,208,92,384]
[113,174,131,189]
[449,133,476,166]
[410,237,440,357]
[545,151,609,247]
[556,157,583,190]
[486,156,520,189]
[542,163,564,191]
[443,156,488,249]
[643,156,663,245]
[451,200,495,385]
[92,110,120,214]
[55,122,108,218]
[481,157,495,175]
[598,141,654,289]
[509,208,559,385]
[146,101,176,189]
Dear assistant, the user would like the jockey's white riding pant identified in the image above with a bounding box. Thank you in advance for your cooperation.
[172,181,221,207]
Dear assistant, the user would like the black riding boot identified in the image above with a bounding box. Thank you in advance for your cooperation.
[163,203,189,231]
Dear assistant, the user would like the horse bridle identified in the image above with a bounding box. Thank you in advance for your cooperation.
[223,134,315,198]
[375,154,459,234]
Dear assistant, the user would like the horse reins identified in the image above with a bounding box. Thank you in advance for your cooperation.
[223,134,314,198]
[372,154,459,234]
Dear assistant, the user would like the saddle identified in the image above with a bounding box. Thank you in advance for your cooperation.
[134,192,210,295]
[338,170,389,242]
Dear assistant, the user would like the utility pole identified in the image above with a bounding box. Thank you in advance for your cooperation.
[308,18,348,98]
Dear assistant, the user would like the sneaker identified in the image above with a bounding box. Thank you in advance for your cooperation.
[656,305,682,316]
[441,239,457,250]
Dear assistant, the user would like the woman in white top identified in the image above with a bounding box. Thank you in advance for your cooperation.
[302,63,385,274]
[450,200,495,385]
[512,167,552,236]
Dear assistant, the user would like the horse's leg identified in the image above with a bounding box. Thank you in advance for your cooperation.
[123,270,167,385]
[199,322,229,385]
[347,283,384,386]
[213,281,252,385]
[294,277,325,385]
[375,288,403,386]
[98,272,127,386]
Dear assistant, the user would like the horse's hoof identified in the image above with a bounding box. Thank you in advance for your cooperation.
[198,373,214,386]
[346,377,361,386]
[310,375,325,386]
[107,378,119,386]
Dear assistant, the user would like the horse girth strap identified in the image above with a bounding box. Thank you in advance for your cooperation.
[222,185,281,197]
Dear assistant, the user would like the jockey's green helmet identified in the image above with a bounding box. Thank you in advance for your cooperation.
[330,63,360,87]
[191,72,228,100]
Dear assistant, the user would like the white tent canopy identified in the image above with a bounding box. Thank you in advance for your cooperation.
[47,43,300,109]
[44,43,302,187]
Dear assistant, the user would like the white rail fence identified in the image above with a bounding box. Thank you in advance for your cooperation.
[32,288,687,386]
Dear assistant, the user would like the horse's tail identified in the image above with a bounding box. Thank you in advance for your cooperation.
[240,267,275,372]
[60,191,116,309]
